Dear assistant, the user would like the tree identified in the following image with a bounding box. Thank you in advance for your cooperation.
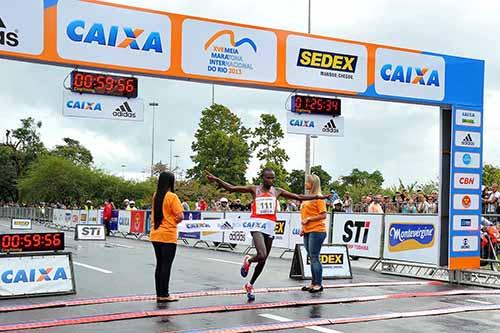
[253,161,289,190]
[339,168,385,203]
[1,117,46,200]
[483,164,500,186]
[287,169,305,194]
[0,146,17,201]
[311,165,332,191]
[52,137,93,166]
[252,114,289,166]
[188,104,251,184]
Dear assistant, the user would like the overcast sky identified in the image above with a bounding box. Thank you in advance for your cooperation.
[1,0,499,187]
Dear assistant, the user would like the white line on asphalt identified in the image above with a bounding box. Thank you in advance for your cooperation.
[259,314,343,333]
[73,261,113,274]
[206,258,241,265]
[465,299,493,305]
[105,242,134,249]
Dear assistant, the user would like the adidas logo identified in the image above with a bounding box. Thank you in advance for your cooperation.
[112,101,136,119]
[461,133,474,146]
[0,17,19,47]
[322,119,339,133]
[220,221,234,230]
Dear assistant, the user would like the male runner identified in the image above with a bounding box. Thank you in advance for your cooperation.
[207,168,329,300]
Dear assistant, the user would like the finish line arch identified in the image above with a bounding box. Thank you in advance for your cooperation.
[0,0,485,270]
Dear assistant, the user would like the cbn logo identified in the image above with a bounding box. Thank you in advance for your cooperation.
[66,20,163,53]
[66,100,102,111]
[380,64,440,87]
[1,267,68,284]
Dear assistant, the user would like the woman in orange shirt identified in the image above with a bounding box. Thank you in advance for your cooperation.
[149,172,184,304]
[300,174,327,293]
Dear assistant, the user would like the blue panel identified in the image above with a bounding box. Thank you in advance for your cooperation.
[44,0,58,8]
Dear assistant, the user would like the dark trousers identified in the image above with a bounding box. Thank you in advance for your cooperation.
[152,242,177,297]
[103,219,111,236]
[303,232,326,286]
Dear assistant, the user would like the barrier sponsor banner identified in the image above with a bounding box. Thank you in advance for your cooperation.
[79,210,88,224]
[145,211,152,234]
[87,210,99,224]
[0,253,75,298]
[290,244,352,279]
[199,212,224,243]
[288,213,304,250]
[130,211,145,234]
[52,209,65,226]
[332,213,383,258]
[110,210,119,231]
[63,90,144,121]
[182,19,277,83]
[75,224,106,241]
[274,213,292,249]
[0,0,44,56]
[178,218,275,236]
[117,210,131,234]
[178,211,201,240]
[286,35,368,92]
[287,112,344,137]
[224,212,252,246]
[70,210,80,227]
[11,219,32,230]
[64,210,72,228]
[383,215,440,265]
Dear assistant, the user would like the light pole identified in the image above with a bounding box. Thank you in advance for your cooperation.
[305,0,312,176]
[168,138,175,171]
[149,102,159,177]
[121,164,126,178]
[311,135,318,167]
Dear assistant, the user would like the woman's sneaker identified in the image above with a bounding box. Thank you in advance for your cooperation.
[240,255,251,277]
[245,283,255,301]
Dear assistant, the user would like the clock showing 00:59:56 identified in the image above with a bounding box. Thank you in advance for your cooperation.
[0,232,65,253]
[70,70,138,98]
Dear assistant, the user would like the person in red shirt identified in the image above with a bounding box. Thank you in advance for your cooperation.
[103,198,114,236]
[207,168,329,301]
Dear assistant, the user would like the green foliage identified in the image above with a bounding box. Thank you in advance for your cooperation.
[287,169,305,194]
[0,146,17,201]
[52,137,93,166]
[483,164,500,186]
[188,104,251,185]
[311,165,332,192]
[253,161,289,190]
[251,114,289,165]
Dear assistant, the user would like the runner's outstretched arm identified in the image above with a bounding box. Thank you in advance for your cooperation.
[206,171,255,194]
[278,188,330,201]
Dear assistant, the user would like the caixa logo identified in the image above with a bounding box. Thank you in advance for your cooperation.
[388,223,435,252]
[66,100,102,111]
[380,65,440,87]
[1,267,68,284]
[0,17,19,47]
[66,20,163,53]
[289,119,315,128]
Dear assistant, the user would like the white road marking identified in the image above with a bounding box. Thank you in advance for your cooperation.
[206,258,241,265]
[73,261,113,274]
[105,242,134,249]
[259,313,343,333]
[465,299,493,305]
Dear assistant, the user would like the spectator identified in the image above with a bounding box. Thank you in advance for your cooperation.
[197,198,208,211]
[428,195,438,214]
[181,199,190,211]
[332,199,344,212]
[416,194,431,214]
[127,200,138,211]
[484,184,500,216]
[123,199,130,210]
[368,195,383,213]
[84,200,94,210]
[103,198,113,236]
[230,199,244,211]
[219,197,232,212]
[343,192,353,213]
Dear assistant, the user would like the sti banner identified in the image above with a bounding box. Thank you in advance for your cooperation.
[63,91,144,121]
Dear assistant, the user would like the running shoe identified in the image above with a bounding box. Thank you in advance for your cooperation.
[245,282,255,301]
[240,255,251,277]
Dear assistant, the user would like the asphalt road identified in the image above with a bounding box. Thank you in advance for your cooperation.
[1,218,500,332]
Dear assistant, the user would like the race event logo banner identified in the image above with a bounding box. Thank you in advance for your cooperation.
[375,48,445,101]
[332,213,382,258]
[11,218,32,230]
[63,90,144,121]
[0,0,44,55]
[57,0,171,71]
[383,215,440,265]
[182,19,277,83]
[286,112,344,137]
[0,254,74,297]
[286,35,368,92]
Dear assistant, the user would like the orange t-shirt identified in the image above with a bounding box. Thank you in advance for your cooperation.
[149,192,184,244]
[301,199,327,233]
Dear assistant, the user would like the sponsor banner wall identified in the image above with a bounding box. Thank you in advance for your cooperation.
[110,210,119,231]
[224,212,252,246]
[75,224,106,241]
[11,219,32,230]
[63,210,72,228]
[117,210,131,234]
[383,215,440,265]
[0,254,74,297]
[287,112,344,137]
[63,90,144,121]
[332,213,383,258]
[274,213,292,249]
[87,210,100,224]
[52,209,65,226]
[178,211,201,240]
[200,212,224,243]
[70,210,80,227]
[79,210,88,224]
[130,211,145,234]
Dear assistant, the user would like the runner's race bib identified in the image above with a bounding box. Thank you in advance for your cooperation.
[255,197,276,215]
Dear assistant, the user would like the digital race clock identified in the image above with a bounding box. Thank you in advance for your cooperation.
[291,94,341,116]
[0,232,65,253]
[70,70,138,98]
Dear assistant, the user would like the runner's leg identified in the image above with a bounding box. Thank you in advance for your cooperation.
[250,232,273,285]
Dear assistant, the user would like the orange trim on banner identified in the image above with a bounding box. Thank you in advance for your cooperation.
[449,257,480,270]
